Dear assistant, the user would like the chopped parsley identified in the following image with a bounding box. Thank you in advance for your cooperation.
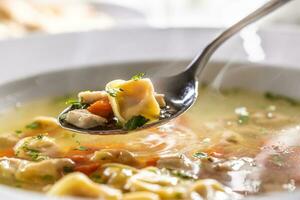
[171,170,194,180]
[59,113,67,121]
[193,152,208,159]
[65,99,79,105]
[271,154,284,167]
[66,99,89,109]
[124,115,149,130]
[75,146,88,151]
[41,175,54,182]
[90,174,104,183]
[15,130,22,135]
[25,148,42,161]
[25,122,40,129]
[106,87,123,97]
[235,107,249,125]
[264,92,299,106]
[18,139,46,161]
[35,134,44,140]
[131,72,145,81]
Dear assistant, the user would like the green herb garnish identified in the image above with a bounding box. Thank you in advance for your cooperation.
[66,99,89,109]
[106,88,123,97]
[237,115,249,125]
[271,154,284,167]
[15,130,22,135]
[18,140,46,161]
[25,148,42,161]
[59,113,67,121]
[131,72,145,81]
[75,146,88,151]
[193,152,208,159]
[25,122,40,129]
[90,174,104,183]
[35,134,44,140]
[235,107,249,125]
[41,175,54,182]
[171,170,194,180]
[124,115,149,130]
[264,92,299,106]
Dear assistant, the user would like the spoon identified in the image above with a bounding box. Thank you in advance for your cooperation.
[59,0,291,135]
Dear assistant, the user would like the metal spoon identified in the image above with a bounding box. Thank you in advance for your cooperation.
[58,0,291,135]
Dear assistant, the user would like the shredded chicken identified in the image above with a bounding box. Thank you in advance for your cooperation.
[65,109,107,129]
[78,91,108,104]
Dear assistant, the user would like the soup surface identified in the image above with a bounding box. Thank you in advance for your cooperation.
[0,87,300,199]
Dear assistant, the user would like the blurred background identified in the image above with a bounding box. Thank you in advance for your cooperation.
[0,0,299,39]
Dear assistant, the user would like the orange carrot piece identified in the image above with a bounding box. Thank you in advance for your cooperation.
[74,163,100,175]
[87,100,113,118]
[0,149,14,157]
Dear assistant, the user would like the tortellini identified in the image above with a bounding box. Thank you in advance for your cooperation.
[189,179,236,200]
[106,78,161,124]
[14,135,61,160]
[91,149,138,166]
[0,157,74,184]
[47,172,122,200]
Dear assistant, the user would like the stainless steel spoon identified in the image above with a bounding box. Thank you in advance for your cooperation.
[58,0,291,135]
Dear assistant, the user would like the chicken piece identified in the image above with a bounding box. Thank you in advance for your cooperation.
[0,157,74,184]
[155,93,166,108]
[0,133,19,148]
[157,154,200,179]
[91,149,138,166]
[78,91,108,104]
[65,109,107,129]
[14,135,61,160]
[47,172,122,200]
[16,158,75,183]
[0,157,28,179]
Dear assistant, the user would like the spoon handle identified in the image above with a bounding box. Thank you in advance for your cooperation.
[186,0,292,78]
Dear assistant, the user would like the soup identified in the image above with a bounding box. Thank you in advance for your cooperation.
[0,87,299,199]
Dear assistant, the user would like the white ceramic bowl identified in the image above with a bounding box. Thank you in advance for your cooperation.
[1,27,300,199]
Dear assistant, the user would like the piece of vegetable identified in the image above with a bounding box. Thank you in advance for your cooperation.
[25,122,40,129]
[105,88,123,97]
[75,146,88,151]
[235,107,249,125]
[15,130,22,135]
[124,115,149,130]
[193,152,208,159]
[74,163,100,175]
[87,100,113,118]
[131,72,145,81]
[66,99,89,109]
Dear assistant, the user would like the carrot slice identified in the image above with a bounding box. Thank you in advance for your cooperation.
[0,149,15,157]
[87,100,113,118]
[74,163,100,175]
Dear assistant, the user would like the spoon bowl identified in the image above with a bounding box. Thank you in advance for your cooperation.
[58,0,291,135]
[58,73,197,134]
